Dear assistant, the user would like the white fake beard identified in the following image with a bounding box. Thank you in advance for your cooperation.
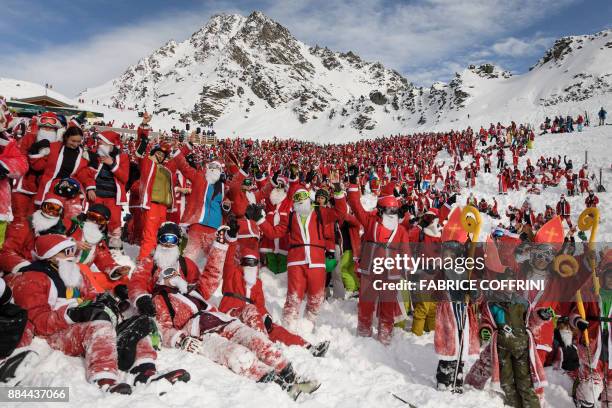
[153,245,180,271]
[294,199,312,217]
[559,329,573,347]
[382,214,399,231]
[97,144,112,157]
[270,188,287,205]
[243,266,258,287]
[37,128,57,143]
[31,210,59,234]
[82,221,104,245]
[57,258,82,288]
[206,168,221,184]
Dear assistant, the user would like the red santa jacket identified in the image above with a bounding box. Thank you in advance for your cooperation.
[258,206,333,269]
[31,142,94,205]
[14,131,41,195]
[0,138,28,221]
[134,154,178,212]
[10,261,97,337]
[68,226,122,278]
[91,152,130,205]
[556,200,571,216]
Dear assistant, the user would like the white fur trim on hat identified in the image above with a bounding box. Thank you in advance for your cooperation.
[44,198,63,207]
[36,238,76,260]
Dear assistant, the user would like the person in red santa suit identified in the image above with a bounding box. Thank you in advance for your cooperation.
[10,235,134,393]
[30,125,94,206]
[556,194,572,226]
[128,222,319,397]
[66,204,131,292]
[585,190,599,208]
[219,242,330,357]
[134,114,179,260]
[332,165,412,345]
[0,194,67,275]
[579,165,590,194]
[87,130,129,250]
[11,112,62,220]
[248,186,333,332]
[260,175,293,274]
[0,115,28,245]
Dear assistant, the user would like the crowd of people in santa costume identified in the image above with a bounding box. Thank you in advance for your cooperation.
[0,98,609,408]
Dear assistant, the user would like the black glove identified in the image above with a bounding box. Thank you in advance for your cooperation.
[136,296,156,317]
[575,318,588,332]
[272,170,280,185]
[28,139,50,155]
[88,151,100,169]
[325,250,335,260]
[245,204,264,222]
[114,284,129,301]
[399,203,409,219]
[67,302,112,323]
[348,165,359,184]
[255,170,264,180]
[289,163,298,180]
[263,315,273,333]
[94,292,121,317]
[227,215,239,238]
[136,135,149,156]
[242,156,252,174]
[537,307,554,321]
[333,182,342,194]
[0,164,8,180]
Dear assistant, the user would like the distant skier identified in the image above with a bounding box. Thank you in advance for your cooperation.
[599,107,607,126]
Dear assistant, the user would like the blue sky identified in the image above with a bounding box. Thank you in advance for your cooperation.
[1,0,610,96]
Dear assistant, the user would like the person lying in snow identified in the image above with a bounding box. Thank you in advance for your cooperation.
[128,222,320,399]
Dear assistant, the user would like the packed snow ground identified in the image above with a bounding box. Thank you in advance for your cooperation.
[7,126,610,408]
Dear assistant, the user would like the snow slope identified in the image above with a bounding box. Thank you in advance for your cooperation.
[8,126,610,408]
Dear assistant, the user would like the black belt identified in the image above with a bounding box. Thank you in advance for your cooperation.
[222,292,254,304]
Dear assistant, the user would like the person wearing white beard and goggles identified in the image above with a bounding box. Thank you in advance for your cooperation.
[261,175,292,274]
[68,204,131,288]
[249,187,331,330]
[0,195,66,275]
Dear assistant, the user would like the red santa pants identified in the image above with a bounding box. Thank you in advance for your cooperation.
[138,203,167,259]
[233,303,307,347]
[183,224,216,267]
[45,321,120,383]
[94,196,123,241]
[357,274,397,345]
[200,320,289,381]
[282,264,326,327]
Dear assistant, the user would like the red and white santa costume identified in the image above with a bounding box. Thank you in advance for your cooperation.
[10,235,156,383]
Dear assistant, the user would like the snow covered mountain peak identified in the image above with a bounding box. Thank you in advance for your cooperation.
[77,12,612,141]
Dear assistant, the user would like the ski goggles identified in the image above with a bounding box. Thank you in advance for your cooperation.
[242,178,254,188]
[160,267,179,280]
[293,191,310,202]
[158,233,179,246]
[240,257,259,267]
[86,211,108,226]
[207,162,222,171]
[62,245,77,257]
[41,201,63,217]
[532,250,554,263]
[39,116,60,128]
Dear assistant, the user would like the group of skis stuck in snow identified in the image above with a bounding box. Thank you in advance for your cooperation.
[0,99,610,407]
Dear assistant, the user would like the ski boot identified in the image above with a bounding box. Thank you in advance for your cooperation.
[96,378,132,395]
[0,350,39,385]
[257,370,276,384]
[275,363,320,400]
[308,341,330,358]
[131,363,191,385]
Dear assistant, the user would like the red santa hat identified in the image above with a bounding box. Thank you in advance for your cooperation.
[97,130,121,146]
[42,192,64,209]
[240,247,259,261]
[377,195,399,208]
[33,234,76,260]
[425,208,439,217]
[380,183,396,197]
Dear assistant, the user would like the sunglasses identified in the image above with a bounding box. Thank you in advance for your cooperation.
[293,191,310,202]
[63,246,76,257]
[41,201,63,217]
[241,257,259,267]
[86,211,108,226]
[158,233,179,246]
[533,251,554,263]
[208,163,222,171]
